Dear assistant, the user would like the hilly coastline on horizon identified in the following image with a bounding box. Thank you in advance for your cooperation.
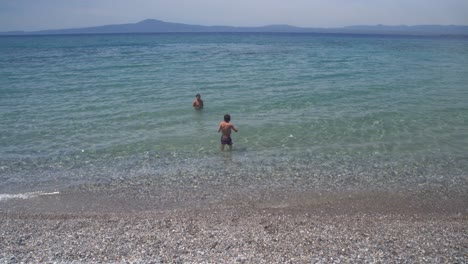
[2,19,468,36]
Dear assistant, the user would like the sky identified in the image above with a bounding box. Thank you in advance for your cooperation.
[1,0,467,31]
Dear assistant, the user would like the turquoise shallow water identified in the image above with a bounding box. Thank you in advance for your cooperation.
[0,33,467,195]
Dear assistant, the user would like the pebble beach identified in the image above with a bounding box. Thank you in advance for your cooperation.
[1,188,467,263]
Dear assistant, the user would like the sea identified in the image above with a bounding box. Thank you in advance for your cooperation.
[1,33,467,204]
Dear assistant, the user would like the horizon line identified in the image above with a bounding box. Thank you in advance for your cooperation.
[4,18,468,32]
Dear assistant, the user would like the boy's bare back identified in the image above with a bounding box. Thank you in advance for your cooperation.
[218,121,238,137]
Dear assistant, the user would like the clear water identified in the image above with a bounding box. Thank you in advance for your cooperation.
[1,33,467,195]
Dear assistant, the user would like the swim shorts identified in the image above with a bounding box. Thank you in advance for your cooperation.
[221,136,232,145]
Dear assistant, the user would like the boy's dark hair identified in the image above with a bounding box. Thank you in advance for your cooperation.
[224,114,231,122]
[196,93,200,97]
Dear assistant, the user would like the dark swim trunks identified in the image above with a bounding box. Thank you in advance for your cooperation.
[221,136,233,145]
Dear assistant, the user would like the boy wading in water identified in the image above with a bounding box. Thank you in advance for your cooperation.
[218,114,238,151]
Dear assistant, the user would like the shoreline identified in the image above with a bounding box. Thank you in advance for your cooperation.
[1,188,467,262]
[1,184,467,214]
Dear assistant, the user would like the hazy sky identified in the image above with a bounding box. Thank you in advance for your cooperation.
[1,0,467,31]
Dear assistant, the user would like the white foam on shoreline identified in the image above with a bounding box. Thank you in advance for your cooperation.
[0,191,60,202]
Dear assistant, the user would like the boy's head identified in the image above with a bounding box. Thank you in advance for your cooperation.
[224,114,231,122]
[196,93,201,99]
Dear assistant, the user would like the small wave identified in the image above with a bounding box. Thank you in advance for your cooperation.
[0,191,60,202]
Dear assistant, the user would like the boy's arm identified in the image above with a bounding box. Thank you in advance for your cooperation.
[232,125,238,132]
[217,124,222,133]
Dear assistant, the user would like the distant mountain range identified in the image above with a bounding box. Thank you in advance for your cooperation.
[2,19,468,36]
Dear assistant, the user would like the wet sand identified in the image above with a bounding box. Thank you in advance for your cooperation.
[1,188,467,263]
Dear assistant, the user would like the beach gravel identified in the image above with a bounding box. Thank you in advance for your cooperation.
[1,207,467,263]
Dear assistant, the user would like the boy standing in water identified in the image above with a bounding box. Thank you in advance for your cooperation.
[193,94,204,110]
[218,114,238,151]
